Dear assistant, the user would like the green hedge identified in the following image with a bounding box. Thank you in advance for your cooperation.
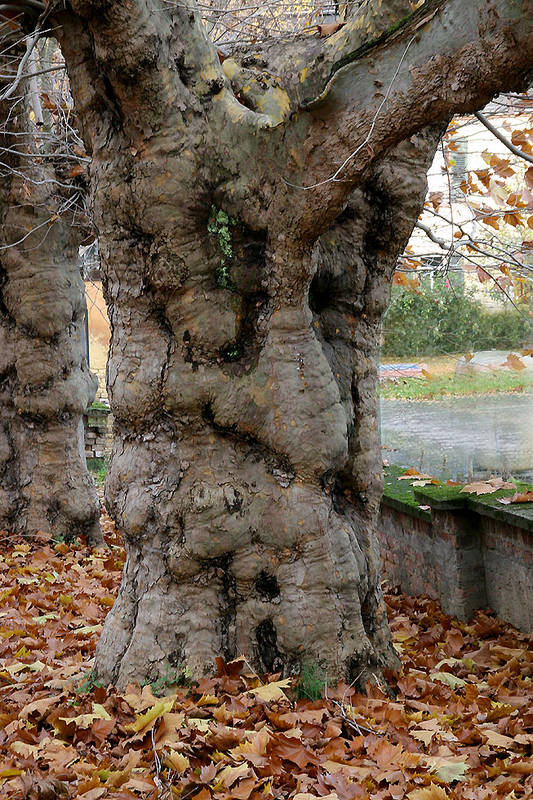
[382,279,531,357]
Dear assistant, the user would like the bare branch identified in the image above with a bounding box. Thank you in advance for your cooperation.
[0,21,41,100]
[474,110,533,166]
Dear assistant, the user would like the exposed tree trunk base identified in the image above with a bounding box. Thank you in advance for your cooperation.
[96,428,397,687]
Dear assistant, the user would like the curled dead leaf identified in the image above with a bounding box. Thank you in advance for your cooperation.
[316,22,345,36]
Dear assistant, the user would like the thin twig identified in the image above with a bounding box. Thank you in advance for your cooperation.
[474,110,533,165]
[0,21,42,100]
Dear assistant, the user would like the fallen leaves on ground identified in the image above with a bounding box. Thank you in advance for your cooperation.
[397,469,440,487]
[498,491,533,505]
[501,354,527,372]
[0,513,532,799]
[460,477,516,495]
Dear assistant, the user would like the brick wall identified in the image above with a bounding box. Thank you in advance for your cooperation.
[378,495,533,632]
[83,406,113,461]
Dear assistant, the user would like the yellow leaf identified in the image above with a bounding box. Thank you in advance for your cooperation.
[197,693,219,706]
[93,703,111,719]
[60,702,112,729]
[187,717,210,732]
[74,624,102,635]
[6,660,47,676]
[99,596,115,607]
[101,769,131,788]
[431,671,466,689]
[10,741,40,758]
[423,755,468,783]
[125,696,175,732]
[59,594,73,606]
[164,751,190,772]
[295,795,340,800]
[411,729,435,745]
[248,678,292,702]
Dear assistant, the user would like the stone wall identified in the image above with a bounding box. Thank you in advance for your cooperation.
[84,405,113,462]
[378,488,533,632]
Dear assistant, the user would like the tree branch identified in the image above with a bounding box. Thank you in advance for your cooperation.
[224,0,417,116]
[263,0,533,236]
[474,109,533,165]
[56,0,229,132]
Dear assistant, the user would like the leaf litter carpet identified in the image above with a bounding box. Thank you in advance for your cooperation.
[0,511,531,800]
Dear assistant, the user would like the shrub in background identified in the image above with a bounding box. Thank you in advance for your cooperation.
[382,278,531,357]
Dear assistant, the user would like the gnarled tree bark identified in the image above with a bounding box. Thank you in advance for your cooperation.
[0,85,101,544]
[56,0,532,685]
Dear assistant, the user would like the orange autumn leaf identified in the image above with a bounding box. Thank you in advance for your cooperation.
[502,353,526,371]
[498,491,533,505]
[68,163,87,178]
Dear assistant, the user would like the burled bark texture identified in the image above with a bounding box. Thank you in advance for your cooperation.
[89,133,439,688]
[57,0,533,686]
[0,100,101,543]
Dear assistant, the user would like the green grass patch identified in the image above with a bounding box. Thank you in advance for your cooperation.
[383,465,533,529]
[87,458,107,486]
[295,661,327,701]
[383,465,425,511]
[380,370,533,401]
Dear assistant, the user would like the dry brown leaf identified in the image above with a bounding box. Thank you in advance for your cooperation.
[316,21,345,36]
[461,477,515,495]
[20,775,70,800]
[498,491,533,505]
[68,164,86,178]
[407,785,449,799]
[479,728,516,748]
[501,353,526,371]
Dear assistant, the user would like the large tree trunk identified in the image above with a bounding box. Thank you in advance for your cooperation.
[57,0,533,686]
[92,133,438,688]
[0,94,101,544]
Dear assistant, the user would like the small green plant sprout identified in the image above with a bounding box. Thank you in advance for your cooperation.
[220,342,241,362]
[75,670,104,695]
[207,205,235,289]
[143,664,194,697]
[89,400,110,411]
[296,660,327,701]
[51,531,80,546]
